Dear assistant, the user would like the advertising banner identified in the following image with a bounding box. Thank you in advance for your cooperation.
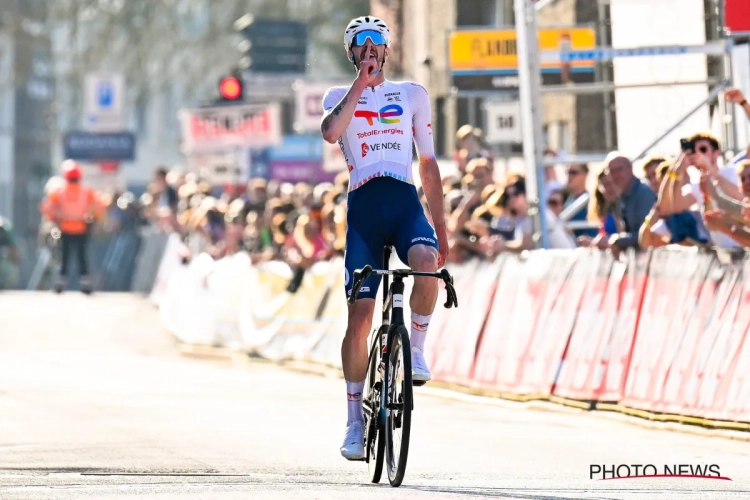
[179,103,282,153]
[449,27,596,74]
[294,81,344,132]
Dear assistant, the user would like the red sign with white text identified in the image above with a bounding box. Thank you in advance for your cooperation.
[179,103,282,153]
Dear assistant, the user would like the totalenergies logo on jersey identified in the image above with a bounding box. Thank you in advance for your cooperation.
[354,104,403,126]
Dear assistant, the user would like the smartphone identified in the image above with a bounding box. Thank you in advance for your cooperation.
[680,138,694,153]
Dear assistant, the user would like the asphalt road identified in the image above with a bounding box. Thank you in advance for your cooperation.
[1,291,749,499]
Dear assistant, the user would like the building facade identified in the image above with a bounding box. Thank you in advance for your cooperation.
[372,0,611,159]
[0,0,55,279]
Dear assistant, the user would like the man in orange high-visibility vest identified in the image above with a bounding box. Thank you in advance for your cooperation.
[40,160,103,294]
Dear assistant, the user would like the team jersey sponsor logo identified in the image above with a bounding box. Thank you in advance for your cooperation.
[354,104,403,125]
[411,236,436,245]
[356,128,404,139]
[348,164,354,172]
[361,142,402,157]
[412,321,429,332]
[337,136,351,164]
[385,91,401,102]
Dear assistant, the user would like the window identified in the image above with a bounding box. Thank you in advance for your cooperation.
[545,120,571,153]
[456,0,495,27]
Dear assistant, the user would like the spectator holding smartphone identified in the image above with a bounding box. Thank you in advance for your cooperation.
[670,133,742,248]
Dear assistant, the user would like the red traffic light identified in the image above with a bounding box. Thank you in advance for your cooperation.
[219,76,242,100]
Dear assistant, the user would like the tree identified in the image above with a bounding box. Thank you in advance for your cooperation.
[1,0,369,123]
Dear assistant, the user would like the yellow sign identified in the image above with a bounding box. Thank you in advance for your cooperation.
[449,27,597,73]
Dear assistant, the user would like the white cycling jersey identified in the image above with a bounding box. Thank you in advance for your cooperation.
[322,80,435,192]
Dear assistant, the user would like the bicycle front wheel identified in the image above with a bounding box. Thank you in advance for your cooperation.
[384,324,412,487]
[364,326,386,483]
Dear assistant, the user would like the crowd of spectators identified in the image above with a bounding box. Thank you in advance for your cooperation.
[440,87,750,261]
[105,87,750,280]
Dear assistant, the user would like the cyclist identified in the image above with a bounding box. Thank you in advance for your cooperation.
[321,15,448,460]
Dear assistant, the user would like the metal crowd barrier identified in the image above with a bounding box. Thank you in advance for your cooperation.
[131,226,171,295]
[97,230,142,291]
[25,224,173,293]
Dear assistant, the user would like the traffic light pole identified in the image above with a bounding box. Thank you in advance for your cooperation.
[515,0,550,249]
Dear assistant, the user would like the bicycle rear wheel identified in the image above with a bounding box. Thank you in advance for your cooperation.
[384,324,412,487]
[364,326,386,483]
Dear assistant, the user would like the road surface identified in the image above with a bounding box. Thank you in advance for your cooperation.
[1,291,749,499]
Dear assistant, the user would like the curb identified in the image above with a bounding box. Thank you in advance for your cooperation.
[173,338,750,442]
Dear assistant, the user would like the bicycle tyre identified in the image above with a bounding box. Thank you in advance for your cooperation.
[384,324,412,487]
[364,327,386,483]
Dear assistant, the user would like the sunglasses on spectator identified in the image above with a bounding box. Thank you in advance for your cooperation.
[694,146,710,154]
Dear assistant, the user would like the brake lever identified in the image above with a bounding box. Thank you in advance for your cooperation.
[443,283,458,309]
[347,265,373,305]
[347,279,360,305]
[439,269,458,309]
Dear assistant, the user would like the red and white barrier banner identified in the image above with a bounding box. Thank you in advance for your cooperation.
[150,244,750,426]
[552,251,618,400]
[621,251,713,412]
[659,258,731,416]
[695,266,745,420]
[597,251,649,402]
[426,258,503,386]
[179,103,282,153]
[470,252,566,393]
[469,255,523,391]
[722,258,750,422]
[516,251,582,396]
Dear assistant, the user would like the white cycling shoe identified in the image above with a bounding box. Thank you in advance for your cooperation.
[411,347,432,384]
[340,421,365,460]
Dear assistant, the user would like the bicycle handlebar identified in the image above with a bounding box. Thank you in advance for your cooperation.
[347,264,459,308]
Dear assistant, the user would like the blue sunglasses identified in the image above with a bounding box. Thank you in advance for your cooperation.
[351,30,387,47]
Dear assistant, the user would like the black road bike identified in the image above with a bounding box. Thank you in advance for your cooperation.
[347,246,458,487]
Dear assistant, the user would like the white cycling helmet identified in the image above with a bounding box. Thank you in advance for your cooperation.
[343,16,391,52]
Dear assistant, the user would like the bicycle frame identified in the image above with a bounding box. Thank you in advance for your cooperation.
[350,246,458,408]
[374,247,403,426]
[350,246,458,483]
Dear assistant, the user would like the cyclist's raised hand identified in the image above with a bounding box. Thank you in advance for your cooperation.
[357,57,379,86]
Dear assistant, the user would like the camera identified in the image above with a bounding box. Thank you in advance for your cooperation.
[680,138,694,153]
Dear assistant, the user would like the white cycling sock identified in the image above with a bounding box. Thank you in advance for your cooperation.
[346,380,365,425]
[410,312,432,352]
